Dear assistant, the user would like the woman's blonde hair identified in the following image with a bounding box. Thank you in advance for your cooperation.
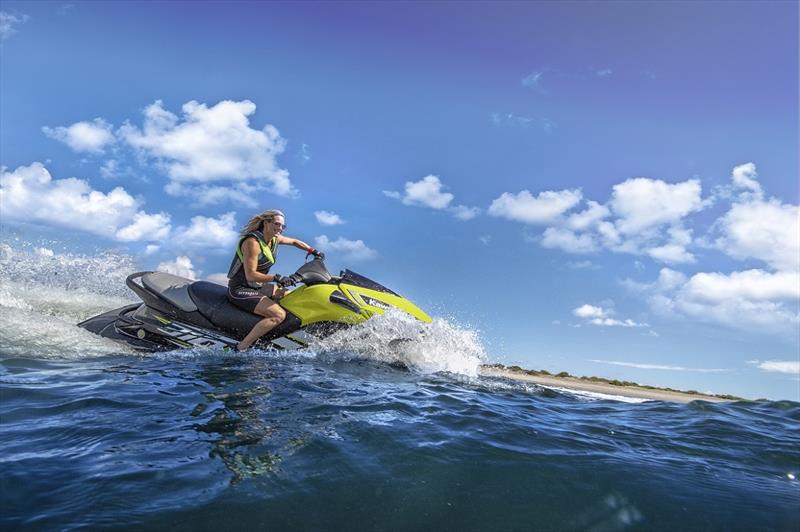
[241,209,285,236]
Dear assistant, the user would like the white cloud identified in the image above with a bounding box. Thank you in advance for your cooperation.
[610,178,704,234]
[590,359,729,372]
[0,162,161,242]
[645,227,695,264]
[156,256,197,280]
[488,189,582,225]
[43,118,115,154]
[398,175,453,209]
[119,99,295,202]
[172,212,238,249]
[315,210,344,226]
[315,235,377,262]
[541,227,598,253]
[589,317,648,328]
[573,303,648,328]
[115,212,171,242]
[626,267,800,335]
[382,190,401,200]
[596,69,613,77]
[684,270,799,303]
[731,162,762,197]
[144,244,160,255]
[386,175,479,221]
[751,360,800,375]
[449,204,480,221]
[573,304,607,319]
[565,201,609,231]
[715,197,799,272]
[499,177,705,264]
[100,159,119,179]
[0,11,28,40]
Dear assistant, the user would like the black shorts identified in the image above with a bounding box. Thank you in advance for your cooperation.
[227,285,275,314]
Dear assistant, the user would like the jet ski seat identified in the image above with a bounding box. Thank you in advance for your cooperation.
[141,272,198,312]
[188,281,261,335]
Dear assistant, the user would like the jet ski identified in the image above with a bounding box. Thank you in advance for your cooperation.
[79,259,431,351]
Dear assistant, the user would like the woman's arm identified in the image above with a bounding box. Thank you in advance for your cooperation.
[241,238,280,284]
[276,234,315,254]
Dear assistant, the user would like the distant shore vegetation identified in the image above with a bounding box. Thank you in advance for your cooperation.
[482,363,745,402]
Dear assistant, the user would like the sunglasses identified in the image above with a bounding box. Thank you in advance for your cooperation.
[272,221,286,229]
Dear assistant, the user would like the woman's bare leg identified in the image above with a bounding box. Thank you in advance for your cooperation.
[237,297,286,350]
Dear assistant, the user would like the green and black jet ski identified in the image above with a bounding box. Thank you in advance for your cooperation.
[79,259,431,351]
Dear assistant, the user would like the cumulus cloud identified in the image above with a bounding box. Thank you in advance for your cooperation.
[385,175,479,221]
[119,99,295,203]
[315,235,377,262]
[115,212,171,242]
[449,204,481,221]
[398,175,453,209]
[626,267,799,335]
[609,178,704,234]
[731,162,762,197]
[0,11,28,40]
[714,198,799,272]
[565,201,609,231]
[315,210,344,226]
[0,162,165,242]
[172,212,238,249]
[573,304,607,319]
[488,189,582,225]
[156,256,197,279]
[645,226,696,264]
[541,227,598,253]
[43,118,115,154]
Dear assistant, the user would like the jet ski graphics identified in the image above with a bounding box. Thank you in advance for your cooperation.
[79,259,431,352]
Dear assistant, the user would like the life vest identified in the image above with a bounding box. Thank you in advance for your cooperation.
[227,231,279,287]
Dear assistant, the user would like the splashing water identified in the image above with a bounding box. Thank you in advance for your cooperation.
[308,309,485,376]
[0,243,138,358]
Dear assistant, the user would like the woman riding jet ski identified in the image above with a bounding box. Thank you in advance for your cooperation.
[226,209,323,351]
[79,211,431,352]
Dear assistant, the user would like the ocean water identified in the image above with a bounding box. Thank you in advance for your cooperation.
[1,245,799,531]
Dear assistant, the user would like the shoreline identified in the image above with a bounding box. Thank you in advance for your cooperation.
[479,366,738,404]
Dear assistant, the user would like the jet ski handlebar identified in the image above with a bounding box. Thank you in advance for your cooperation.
[290,258,333,287]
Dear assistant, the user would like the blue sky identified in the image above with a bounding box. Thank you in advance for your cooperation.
[1,1,797,400]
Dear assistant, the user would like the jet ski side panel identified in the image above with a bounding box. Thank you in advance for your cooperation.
[78,304,174,351]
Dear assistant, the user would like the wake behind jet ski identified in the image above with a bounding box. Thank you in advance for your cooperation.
[78,259,431,352]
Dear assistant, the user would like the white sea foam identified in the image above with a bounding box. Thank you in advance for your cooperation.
[308,309,485,376]
[547,386,651,403]
[0,243,137,358]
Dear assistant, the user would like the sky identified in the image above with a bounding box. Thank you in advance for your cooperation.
[0,1,798,400]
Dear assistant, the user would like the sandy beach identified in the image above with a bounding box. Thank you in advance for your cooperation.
[479,366,734,403]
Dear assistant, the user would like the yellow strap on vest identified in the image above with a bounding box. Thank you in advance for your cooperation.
[236,234,277,265]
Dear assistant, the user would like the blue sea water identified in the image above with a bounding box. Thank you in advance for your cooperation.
[1,245,799,531]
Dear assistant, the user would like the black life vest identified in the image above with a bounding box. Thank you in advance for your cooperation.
[227,231,278,288]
